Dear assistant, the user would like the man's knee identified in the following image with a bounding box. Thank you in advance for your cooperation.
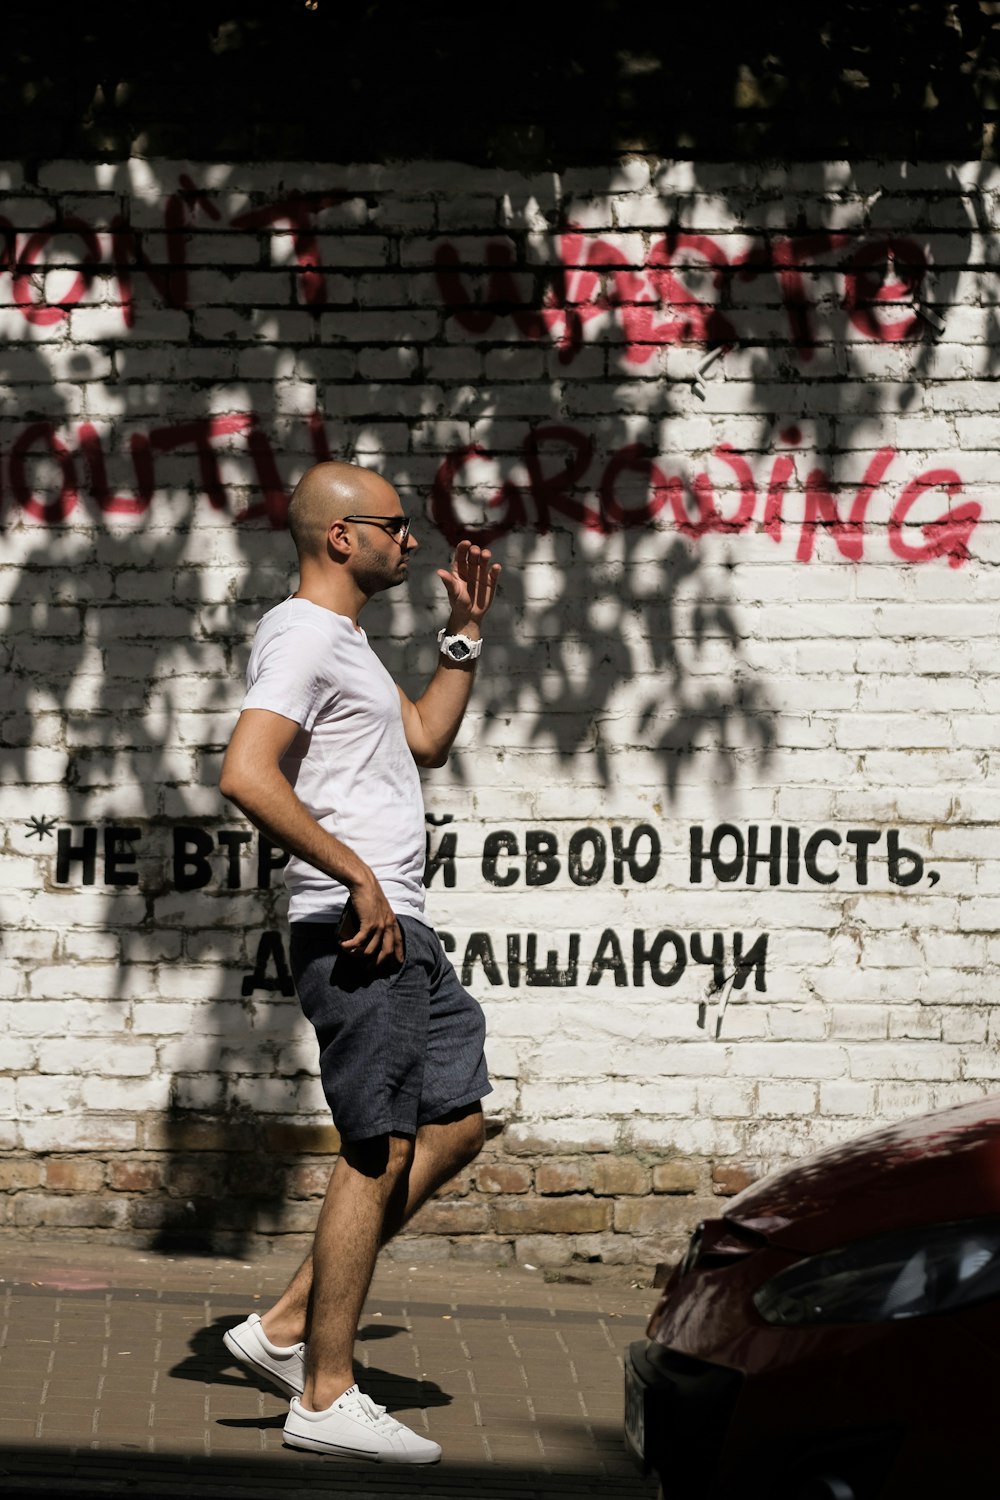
[461,1108,486,1163]
[436,1105,486,1168]
[340,1132,414,1183]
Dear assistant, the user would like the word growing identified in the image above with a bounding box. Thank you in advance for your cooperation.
[429,428,980,566]
[435,231,935,364]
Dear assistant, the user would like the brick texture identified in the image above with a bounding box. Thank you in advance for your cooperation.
[1,158,998,1269]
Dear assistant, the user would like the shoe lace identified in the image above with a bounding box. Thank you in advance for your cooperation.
[351,1391,399,1433]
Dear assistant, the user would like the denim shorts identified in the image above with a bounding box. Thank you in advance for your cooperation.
[289,916,491,1142]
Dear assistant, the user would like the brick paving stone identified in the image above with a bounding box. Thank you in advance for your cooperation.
[0,1236,657,1498]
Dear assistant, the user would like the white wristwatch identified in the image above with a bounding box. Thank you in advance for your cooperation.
[437,627,483,663]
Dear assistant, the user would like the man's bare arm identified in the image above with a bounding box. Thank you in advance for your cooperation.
[219,708,402,965]
[398,541,501,767]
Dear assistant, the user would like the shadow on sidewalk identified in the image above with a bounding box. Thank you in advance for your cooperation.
[169,1314,452,1416]
[0,1444,658,1500]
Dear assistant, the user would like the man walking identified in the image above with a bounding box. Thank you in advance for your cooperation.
[218,461,501,1463]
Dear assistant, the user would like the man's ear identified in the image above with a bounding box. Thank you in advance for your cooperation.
[326,519,351,559]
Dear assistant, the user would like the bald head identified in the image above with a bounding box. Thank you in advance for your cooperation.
[287,462,399,561]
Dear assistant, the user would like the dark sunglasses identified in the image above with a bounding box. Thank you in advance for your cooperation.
[343,514,412,545]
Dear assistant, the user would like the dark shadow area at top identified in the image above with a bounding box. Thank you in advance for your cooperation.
[2,1,998,165]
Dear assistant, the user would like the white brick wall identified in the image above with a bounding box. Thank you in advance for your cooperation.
[1,157,998,1239]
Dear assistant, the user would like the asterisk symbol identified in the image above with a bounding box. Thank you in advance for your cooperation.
[24,815,59,840]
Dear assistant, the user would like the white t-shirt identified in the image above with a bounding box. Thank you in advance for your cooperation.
[241,596,428,925]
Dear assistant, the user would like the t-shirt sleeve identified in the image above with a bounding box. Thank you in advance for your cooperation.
[241,624,336,732]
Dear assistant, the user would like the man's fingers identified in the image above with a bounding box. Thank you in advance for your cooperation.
[477,558,500,610]
[343,909,402,969]
[435,567,460,605]
[467,548,486,603]
[439,542,501,624]
[453,542,486,581]
[454,544,500,612]
[384,925,402,967]
[343,927,395,968]
[343,924,379,957]
[468,557,500,614]
[373,919,402,969]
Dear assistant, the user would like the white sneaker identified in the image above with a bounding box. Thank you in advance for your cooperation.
[284,1385,442,1464]
[223,1313,306,1397]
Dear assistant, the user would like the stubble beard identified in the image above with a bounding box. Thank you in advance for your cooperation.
[355,532,408,595]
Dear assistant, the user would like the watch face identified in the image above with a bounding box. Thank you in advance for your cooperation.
[449,639,471,659]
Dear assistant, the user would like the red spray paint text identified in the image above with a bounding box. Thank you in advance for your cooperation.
[1,412,979,567]
[0,180,350,329]
[430,426,979,567]
[435,232,932,364]
[0,178,933,365]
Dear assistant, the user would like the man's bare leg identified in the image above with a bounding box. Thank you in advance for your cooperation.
[298,1132,413,1410]
[380,1104,485,1243]
[260,1253,313,1347]
[261,1104,484,1350]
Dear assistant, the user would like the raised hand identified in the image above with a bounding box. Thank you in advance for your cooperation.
[435,541,502,631]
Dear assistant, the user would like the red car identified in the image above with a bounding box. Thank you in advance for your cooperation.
[625,1096,1000,1499]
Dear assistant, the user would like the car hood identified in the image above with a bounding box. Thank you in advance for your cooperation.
[724,1096,1000,1254]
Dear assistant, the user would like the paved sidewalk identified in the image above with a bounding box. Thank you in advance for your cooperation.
[0,1238,659,1499]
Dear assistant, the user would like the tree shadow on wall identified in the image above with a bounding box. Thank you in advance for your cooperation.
[3,4,997,1251]
[143,1102,321,1255]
